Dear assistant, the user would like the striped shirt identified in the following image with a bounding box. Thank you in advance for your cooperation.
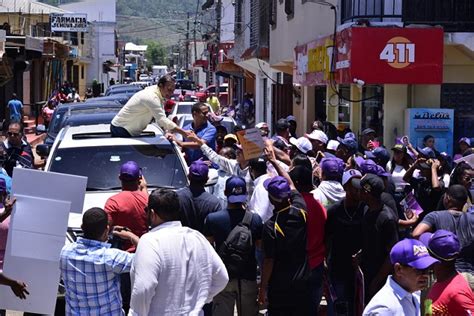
[60,237,134,316]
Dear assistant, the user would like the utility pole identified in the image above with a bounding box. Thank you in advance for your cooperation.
[215,0,222,95]
[185,12,190,72]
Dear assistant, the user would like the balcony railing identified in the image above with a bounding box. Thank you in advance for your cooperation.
[341,0,402,23]
[341,0,474,32]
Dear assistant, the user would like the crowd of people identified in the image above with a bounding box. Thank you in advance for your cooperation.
[1,75,474,315]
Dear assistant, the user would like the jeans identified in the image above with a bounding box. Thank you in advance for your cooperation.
[212,279,259,316]
[120,273,131,314]
[110,124,132,137]
[309,263,324,315]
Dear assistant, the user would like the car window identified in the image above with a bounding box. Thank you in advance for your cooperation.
[48,107,68,137]
[176,103,192,114]
[50,145,187,190]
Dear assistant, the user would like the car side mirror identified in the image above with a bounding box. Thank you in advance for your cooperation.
[36,124,46,134]
[36,144,51,158]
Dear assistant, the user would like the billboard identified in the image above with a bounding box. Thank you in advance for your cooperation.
[50,13,87,32]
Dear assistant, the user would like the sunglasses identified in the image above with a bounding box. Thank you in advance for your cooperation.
[7,132,20,137]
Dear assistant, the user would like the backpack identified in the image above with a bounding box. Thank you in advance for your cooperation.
[218,211,254,279]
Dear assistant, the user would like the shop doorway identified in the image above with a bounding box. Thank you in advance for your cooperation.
[441,83,474,154]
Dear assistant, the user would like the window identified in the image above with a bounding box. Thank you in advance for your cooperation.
[250,0,259,47]
[81,66,85,79]
[71,32,78,46]
[235,0,243,34]
[270,0,277,27]
[338,85,351,128]
[285,0,294,18]
[80,32,84,45]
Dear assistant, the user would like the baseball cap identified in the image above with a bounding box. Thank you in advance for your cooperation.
[255,122,269,129]
[290,137,313,154]
[359,159,378,175]
[275,118,290,130]
[391,144,407,153]
[417,147,436,159]
[306,130,328,144]
[365,147,390,163]
[225,176,247,203]
[353,173,385,197]
[264,176,291,201]
[459,137,471,146]
[286,115,297,123]
[342,169,362,186]
[337,137,358,155]
[224,134,238,143]
[189,160,209,180]
[320,157,345,179]
[420,230,461,262]
[344,132,356,139]
[362,128,376,136]
[327,140,340,151]
[390,239,439,269]
[120,161,142,181]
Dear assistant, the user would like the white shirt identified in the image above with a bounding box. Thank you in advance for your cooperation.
[387,162,408,193]
[363,276,421,316]
[248,173,274,223]
[129,221,229,316]
[112,86,177,136]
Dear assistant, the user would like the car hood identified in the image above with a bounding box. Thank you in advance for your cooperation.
[68,191,118,229]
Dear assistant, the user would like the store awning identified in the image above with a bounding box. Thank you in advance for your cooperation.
[216,60,244,78]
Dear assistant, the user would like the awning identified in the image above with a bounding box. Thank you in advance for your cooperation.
[216,60,244,78]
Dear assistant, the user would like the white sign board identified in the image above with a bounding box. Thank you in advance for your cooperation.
[0,168,87,314]
[11,168,87,213]
[50,13,88,32]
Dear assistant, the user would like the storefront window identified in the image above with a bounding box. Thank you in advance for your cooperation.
[362,85,384,143]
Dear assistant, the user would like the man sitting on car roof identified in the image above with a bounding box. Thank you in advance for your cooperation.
[111,75,190,138]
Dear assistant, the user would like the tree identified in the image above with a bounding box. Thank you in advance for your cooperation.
[144,40,167,67]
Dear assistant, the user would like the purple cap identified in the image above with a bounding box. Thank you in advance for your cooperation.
[459,137,471,146]
[417,147,436,159]
[390,238,439,269]
[264,176,291,201]
[189,160,209,180]
[320,157,345,179]
[120,161,142,181]
[337,137,358,154]
[344,132,356,139]
[286,115,297,123]
[365,147,391,163]
[225,176,247,203]
[359,159,378,175]
[420,230,461,262]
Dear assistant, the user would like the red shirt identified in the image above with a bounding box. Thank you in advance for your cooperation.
[425,273,474,316]
[302,192,327,269]
[104,190,148,252]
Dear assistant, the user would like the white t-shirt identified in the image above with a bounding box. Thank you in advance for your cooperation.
[387,161,408,193]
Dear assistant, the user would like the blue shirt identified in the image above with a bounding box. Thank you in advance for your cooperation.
[363,275,421,316]
[184,121,216,163]
[8,99,22,120]
[60,237,134,316]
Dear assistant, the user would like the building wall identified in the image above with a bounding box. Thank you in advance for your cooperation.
[221,0,235,42]
[270,0,336,66]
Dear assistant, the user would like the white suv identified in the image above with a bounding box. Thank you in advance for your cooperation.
[43,123,189,242]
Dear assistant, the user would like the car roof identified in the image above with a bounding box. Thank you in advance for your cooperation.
[84,94,134,104]
[58,124,168,149]
[63,111,117,126]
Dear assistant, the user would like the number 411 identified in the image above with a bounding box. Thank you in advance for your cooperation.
[380,43,415,63]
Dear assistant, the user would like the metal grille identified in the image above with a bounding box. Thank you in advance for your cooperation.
[250,0,259,48]
[341,0,402,23]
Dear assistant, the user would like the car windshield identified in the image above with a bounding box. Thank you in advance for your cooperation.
[50,145,187,190]
[176,103,192,114]
[176,80,196,90]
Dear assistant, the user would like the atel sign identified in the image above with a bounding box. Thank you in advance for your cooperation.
[348,27,444,84]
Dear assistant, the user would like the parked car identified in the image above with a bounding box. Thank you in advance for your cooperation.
[41,123,190,241]
[84,92,135,105]
[175,79,196,91]
[104,84,143,96]
[36,101,124,148]
[168,101,214,126]
[196,83,229,106]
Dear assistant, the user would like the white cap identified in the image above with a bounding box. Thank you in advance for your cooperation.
[255,122,268,129]
[306,130,328,144]
[342,169,362,186]
[327,140,340,151]
[289,137,313,154]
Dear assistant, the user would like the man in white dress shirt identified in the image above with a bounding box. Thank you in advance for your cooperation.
[363,238,439,316]
[128,188,229,316]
